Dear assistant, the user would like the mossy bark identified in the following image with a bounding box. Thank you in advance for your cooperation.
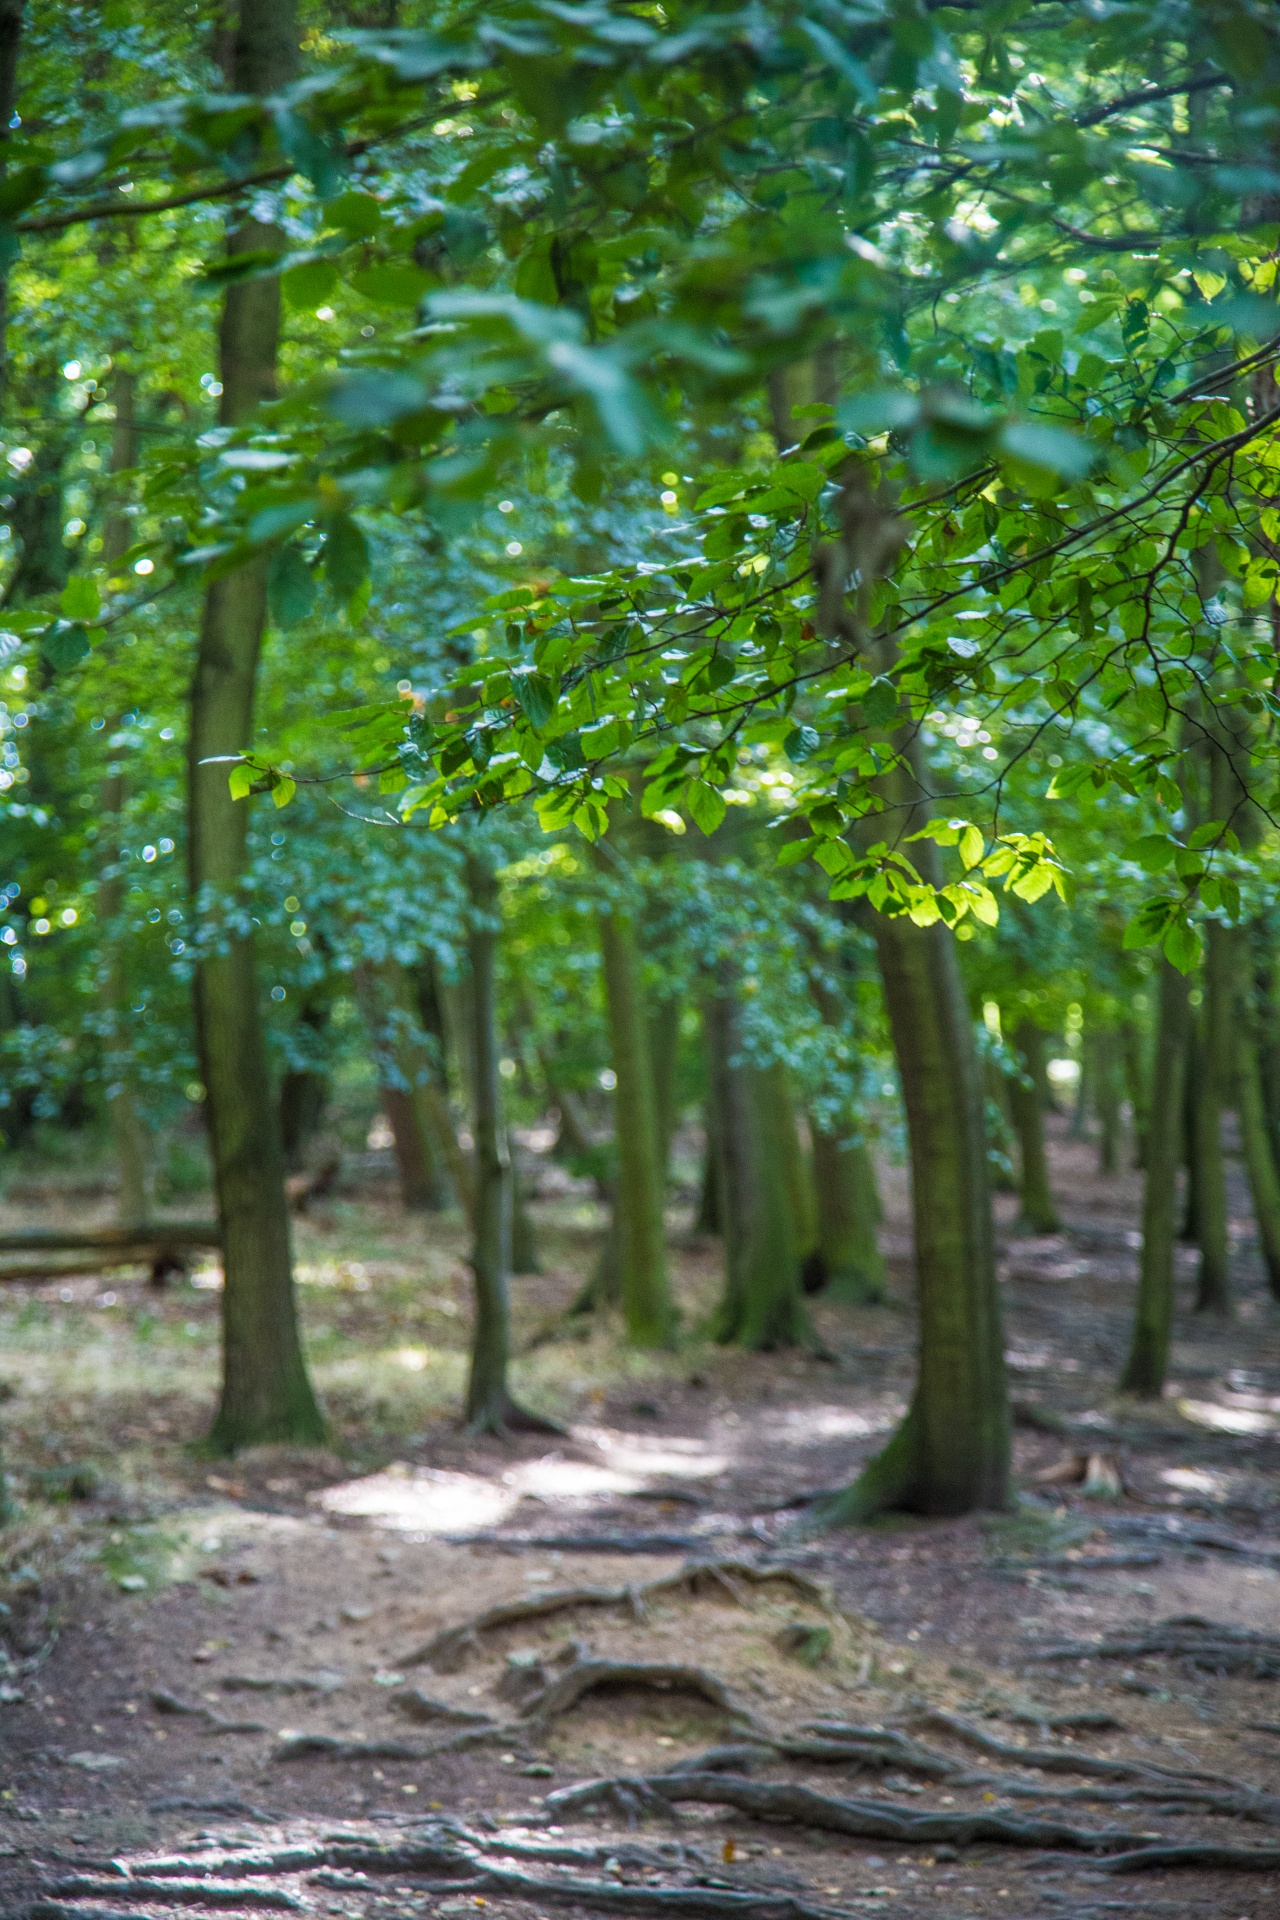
[1120,960,1191,1396]
[597,901,676,1348]
[1192,921,1232,1313]
[819,741,1008,1521]
[190,0,323,1455]
[1008,1021,1060,1234]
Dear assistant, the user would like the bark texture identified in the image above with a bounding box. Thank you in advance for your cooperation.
[1120,961,1191,1397]
[190,0,323,1452]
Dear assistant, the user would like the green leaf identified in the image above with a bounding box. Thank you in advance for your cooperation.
[1164,916,1202,974]
[861,677,898,727]
[512,668,558,730]
[271,775,296,809]
[784,724,820,762]
[324,189,382,238]
[998,420,1094,480]
[42,622,90,671]
[323,513,369,601]
[268,546,315,629]
[958,824,983,869]
[228,763,255,800]
[60,576,100,622]
[686,779,727,835]
[283,258,339,309]
[349,264,434,308]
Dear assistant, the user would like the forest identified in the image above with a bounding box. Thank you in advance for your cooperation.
[2,0,1280,1916]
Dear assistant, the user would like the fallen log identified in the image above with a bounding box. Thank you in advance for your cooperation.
[0,1221,221,1287]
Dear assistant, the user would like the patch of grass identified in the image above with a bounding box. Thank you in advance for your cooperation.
[982,1497,1093,1565]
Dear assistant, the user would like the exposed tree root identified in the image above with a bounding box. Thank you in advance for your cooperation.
[445,1530,708,1554]
[50,1824,844,1920]
[520,1657,762,1730]
[44,1883,301,1912]
[150,1689,268,1735]
[1097,1843,1280,1874]
[463,1392,566,1440]
[389,1688,496,1726]
[908,1708,1254,1793]
[545,1770,1161,1852]
[1031,1616,1280,1676]
[272,1725,511,1763]
[403,1557,837,1671]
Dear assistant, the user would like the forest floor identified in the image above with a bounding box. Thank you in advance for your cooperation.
[1,1121,1279,1920]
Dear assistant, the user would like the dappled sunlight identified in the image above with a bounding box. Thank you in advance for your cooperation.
[318,1463,517,1534]
[1178,1397,1278,1436]
[763,1403,893,1443]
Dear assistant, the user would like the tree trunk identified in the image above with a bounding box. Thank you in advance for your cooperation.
[1236,986,1280,1301]
[597,896,676,1347]
[803,936,884,1298]
[279,996,329,1173]
[189,0,323,1453]
[1008,1021,1060,1234]
[706,984,811,1351]
[1120,961,1191,1396]
[648,992,681,1174]
[811,1122,885,1303]
[97,772,151,1227]
[462,851,550,1433]
[821,739,1008,1521]
[1094,1026,1122,1176]
[1121,1016,1149,1169]
[0,0,23,418]
[1180,1015,1202,1243]
[1193,923,1232,1312]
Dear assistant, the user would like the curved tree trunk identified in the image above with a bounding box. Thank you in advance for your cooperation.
[1120,960,1191,1396]
[1008,1021,1060,1234]
[190,0,323,1454]
[597,895,675,1347]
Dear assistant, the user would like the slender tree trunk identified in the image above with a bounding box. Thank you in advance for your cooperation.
[706,983,811,1351]
[1008,1020,1060,1234]
[279,997,329,1172]
[98,280,150,1222]
[190,0,323,1452]
[1180,1015,1202,1243]
[462,852,551,1433]
[771,1062,818,1269]
[1120,961,1191,1396]
[803,940,885,1299]
[1236,984,1280,1301]
[984,1055,1018,1192]
[822,738,1009,1521]
[811,1123,885,1303]
[1069,1023,1090,1140]
[98,773,150,1227]
[1121,1016,1149,1169]
[1094,1026,1122,1176]
[1193,922,1232,1313]
[354,963,449,1212]
[648,993,681,1174]
[597,894,675,1347]
[0,0,23,418]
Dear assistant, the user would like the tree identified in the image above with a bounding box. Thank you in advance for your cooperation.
[189,0,323,1451]
[1120,960,1192,1397]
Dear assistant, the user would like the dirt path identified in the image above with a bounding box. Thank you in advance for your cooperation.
[2,1120,1279,1918]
